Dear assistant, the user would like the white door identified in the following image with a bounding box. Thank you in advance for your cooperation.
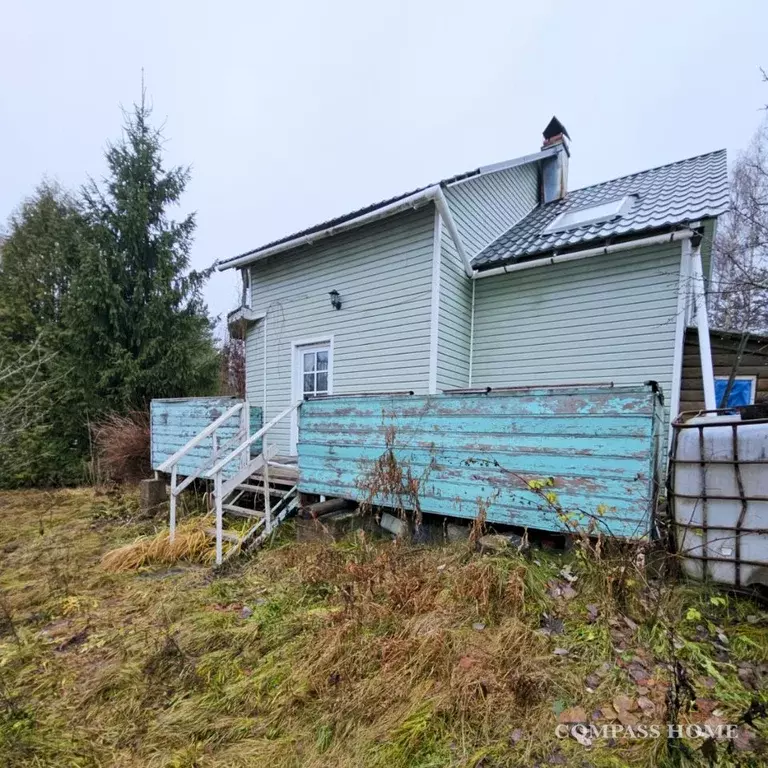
[291,341,332,454]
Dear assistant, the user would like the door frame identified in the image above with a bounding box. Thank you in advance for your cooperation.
[290,335,334,455]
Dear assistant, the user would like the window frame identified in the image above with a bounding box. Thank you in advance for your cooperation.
[713,375,757,407]
[300,347,330,398]
[544,195,635,234]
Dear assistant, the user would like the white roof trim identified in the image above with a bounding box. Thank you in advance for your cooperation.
[445,146,560,189]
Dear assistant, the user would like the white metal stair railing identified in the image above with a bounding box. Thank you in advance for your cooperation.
[157,401,250,542]
[213,463,300,564]
[207,402,302,564]
[156,400,302,565]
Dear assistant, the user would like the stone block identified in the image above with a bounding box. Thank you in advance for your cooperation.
[140,478,167,512]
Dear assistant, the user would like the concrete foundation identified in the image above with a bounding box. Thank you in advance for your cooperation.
[296,508,377,543]
[140,477,167,513]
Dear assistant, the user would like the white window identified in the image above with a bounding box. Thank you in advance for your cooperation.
[544,196,635,233]
[300,347,330,398]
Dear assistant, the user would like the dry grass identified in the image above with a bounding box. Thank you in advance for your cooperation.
[1,489,767,767]
[101,516,217,571]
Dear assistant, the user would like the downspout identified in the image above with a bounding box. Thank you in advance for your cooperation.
[263,313,268,417]
[668,238,692,450]
[689,230,717,410]
[468,279,475,387]
[428,209,442,394]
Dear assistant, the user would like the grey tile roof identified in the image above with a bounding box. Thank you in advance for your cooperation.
[473,149,729,270]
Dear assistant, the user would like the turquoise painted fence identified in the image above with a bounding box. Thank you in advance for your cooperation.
[297,385,664,539]
[150,398,263,478]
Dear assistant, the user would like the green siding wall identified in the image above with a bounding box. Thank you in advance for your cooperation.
[471,241,683,447]
[444,163,539,255]
[436,226,472,390]
[436,162,540,391]
[245,207,435,455]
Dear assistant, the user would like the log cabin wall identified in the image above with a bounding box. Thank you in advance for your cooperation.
[680,328,768,415]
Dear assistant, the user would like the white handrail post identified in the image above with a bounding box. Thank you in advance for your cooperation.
[214,471,223,565]
[208,402,300,477]
[170,466,177,542]
[263,450,272,534]
[240,400,250,469]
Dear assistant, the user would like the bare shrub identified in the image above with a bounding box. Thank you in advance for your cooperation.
[219,334,245,397]
[91,411,151,484]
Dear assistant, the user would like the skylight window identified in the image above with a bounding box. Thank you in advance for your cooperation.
[544,196,635,233]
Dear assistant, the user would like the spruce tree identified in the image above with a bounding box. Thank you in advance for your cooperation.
[67,92,218,413]
[0,184,88,485]
[0,182,84,346]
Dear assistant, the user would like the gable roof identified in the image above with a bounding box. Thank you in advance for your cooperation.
[217,147,559,270]
[472,149,728,270]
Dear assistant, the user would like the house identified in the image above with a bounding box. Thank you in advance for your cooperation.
[218,118,728,458]
[152,118,731,562]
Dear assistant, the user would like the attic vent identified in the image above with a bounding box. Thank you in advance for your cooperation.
[544,196,635,233]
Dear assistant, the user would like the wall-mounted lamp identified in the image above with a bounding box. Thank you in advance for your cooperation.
[329,289,342,310]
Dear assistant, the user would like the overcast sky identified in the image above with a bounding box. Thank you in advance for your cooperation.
[3,1,767,328]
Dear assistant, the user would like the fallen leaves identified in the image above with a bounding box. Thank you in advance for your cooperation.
[637,696,656,715]
[547,579,578,601]
[540,614,564,636]
[557,706,587,724]
[612,694,636,716]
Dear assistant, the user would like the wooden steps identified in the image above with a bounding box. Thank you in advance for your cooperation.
[212,459,300,564]
[205,528,239,543]
[222,503,265,519]
[236,483,289,496]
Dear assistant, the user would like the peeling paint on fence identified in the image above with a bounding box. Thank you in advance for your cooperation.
[150,398,262,478]
[297,385,664,539]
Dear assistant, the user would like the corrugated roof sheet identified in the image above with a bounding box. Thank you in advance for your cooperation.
[473,149,729,270]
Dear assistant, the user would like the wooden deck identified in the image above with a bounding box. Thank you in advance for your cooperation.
[296,384,664,539]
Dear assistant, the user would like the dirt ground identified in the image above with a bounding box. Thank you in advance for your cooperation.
[0,487,767,767]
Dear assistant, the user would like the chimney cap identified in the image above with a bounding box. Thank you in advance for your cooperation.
[543,116,570,142]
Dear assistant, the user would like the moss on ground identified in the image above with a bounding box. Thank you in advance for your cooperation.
[0,488,767,767]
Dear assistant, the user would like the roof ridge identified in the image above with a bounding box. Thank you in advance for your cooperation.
[567,148,727,197]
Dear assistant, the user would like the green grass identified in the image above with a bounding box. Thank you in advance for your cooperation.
[0,488,767,767]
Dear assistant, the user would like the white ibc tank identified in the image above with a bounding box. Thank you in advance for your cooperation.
[672,414,768,588]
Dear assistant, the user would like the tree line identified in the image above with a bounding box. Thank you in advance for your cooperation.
[711,119,768,334]
[0,94,220,486]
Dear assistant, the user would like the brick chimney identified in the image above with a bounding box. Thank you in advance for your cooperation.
[540,116,570,204]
